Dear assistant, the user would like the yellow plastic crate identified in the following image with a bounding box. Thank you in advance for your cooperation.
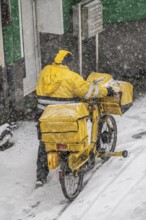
[39,103,89,145]
[41,118,88,143]
[87,72,133,115]
[99,94,122,115]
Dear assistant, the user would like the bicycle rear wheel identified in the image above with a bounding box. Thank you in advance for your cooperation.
[59,162,84,201]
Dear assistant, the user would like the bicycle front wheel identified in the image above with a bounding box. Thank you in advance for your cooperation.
[97,115,117,160]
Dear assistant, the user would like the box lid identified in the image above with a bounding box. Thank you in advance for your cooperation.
[39,103,89,122]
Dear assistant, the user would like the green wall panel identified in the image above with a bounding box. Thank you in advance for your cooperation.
[63,0,146,32]
[102,0,146,24]
[3,0,21,65]
[3,25,13,65]
[63,0,82,32]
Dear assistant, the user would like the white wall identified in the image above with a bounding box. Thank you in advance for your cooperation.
[21,0,38,95]
[37,0,64,34]
[21,0,64,95]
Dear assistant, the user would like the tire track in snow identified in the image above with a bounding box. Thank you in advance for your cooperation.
[104,173,146,220]
[78,146,146,220]
[54,160,106,220]
[58,145,146,220]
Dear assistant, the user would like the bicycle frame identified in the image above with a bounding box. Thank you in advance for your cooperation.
[44,101,128,173]
[68,102,127,173]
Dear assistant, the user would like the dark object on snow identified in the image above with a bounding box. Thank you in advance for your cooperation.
[0,123,15,151]
[132,131,146,139]
[36,141,49,185]
[0,142,14,151]
[0,128,12,140]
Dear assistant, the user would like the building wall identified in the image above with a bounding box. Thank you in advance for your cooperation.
[7,58,25,111]
[82,36,96,79]
[1,0,146,124]
[40,0,97,78]
[0,0,5,67]
[21,0,39,96]
[2,0,21,65]
[62,0,146,31]
[0,58,25,124]
[99,20,146,75]
[98,20,146,95]
[63,0,81,32]
[0,0,24,124]
[37,0,64,34]
[0,66,10,124]
[102,0,146,24]
[40,33,79,73]
[98,1,146,95]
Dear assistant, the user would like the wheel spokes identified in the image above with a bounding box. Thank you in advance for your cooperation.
[99,118,116,152]
[64,173,80,196]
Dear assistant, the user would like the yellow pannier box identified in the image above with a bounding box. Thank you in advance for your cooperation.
[39,103,89,147]
[87,72,133,115]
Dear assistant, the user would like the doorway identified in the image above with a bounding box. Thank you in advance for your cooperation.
[20,0,41,95]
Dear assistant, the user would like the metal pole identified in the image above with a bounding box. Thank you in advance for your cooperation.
[18,0,24,58]
[78,3,83,77]
[96,34,99,71]
[32,0,41,77]
[0,0,5,67]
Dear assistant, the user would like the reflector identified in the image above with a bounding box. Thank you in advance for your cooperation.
[57,144,67,149]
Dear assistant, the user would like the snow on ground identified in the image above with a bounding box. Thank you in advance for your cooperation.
[0,97,146,220]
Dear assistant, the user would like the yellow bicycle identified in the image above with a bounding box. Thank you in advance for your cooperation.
[38,86,132,200]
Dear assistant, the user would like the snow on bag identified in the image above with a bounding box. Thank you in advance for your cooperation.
[87,72,133,115]
[39,103,89,156]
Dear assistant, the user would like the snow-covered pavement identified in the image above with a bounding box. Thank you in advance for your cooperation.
[0,97,146,220]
